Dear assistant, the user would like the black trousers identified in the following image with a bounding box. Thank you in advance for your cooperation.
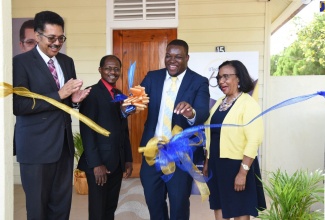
[86,166,123,220]
[20,140,73,220]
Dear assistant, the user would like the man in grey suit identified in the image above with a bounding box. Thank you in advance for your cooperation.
[13,11,90,220]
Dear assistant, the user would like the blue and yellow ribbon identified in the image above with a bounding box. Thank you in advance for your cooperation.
[139,125,210,201]
[139,91,325,200]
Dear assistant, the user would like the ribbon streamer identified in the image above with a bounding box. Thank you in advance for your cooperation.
[210,90,325,129]
[177,91,325,134]
[0,82,110,137]
[128,61,136,90]
[138,91,325,200]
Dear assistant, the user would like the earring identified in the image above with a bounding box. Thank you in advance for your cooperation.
[238,84,240,88]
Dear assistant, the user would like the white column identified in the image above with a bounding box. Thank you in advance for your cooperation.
[0,0,14,219]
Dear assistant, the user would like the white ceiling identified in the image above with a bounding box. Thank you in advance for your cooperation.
[270,0,308,34]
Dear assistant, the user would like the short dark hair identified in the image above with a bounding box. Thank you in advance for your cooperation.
[218,60,254,93]
[167,39,189,55]
[19,20,34,41]
[34,11,64,33]
[99,55,122,68]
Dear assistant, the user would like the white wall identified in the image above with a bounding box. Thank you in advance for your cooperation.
[264,75,325,174]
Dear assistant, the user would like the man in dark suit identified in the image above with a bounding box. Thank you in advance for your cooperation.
[140,39,210,220]
[13,11,90,220]
[77,55,133,220]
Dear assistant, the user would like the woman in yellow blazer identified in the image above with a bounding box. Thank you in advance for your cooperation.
[203,60,266,220]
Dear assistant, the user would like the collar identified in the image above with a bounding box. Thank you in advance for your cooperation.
[36,45,57,64]
[101,78,116,93]
[165,69,186,82]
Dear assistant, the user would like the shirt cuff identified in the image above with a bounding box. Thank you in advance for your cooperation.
[185,109,196,125]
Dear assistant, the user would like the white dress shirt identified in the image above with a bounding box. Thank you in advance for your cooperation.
[154,70,195,138]
[37,45,65,88]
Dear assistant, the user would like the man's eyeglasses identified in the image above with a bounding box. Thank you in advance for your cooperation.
[21,39,37,46]
[37,32,67,43]
[102,67,121,73]
[216,73,236,82]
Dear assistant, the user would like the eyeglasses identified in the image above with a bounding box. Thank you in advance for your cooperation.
[102,67,121,73]
[216,73,236,82]
[37,32,67,43]
[21,39,37,46]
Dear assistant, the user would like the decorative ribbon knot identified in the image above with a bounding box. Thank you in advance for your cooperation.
[139,125,210,201]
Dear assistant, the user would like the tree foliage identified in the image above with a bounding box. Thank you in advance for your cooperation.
[271,14,325,76]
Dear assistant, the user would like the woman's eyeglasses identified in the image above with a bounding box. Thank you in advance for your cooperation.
[216,74,236,82]
[209,73,237,87]
[37,32,67,43]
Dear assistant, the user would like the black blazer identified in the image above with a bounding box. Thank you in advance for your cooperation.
[13,47,76,163]
[77,80,132,174]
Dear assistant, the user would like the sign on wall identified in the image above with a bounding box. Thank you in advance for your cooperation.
[188,51,259,104]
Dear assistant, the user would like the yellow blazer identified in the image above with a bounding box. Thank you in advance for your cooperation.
[205,93,263,159]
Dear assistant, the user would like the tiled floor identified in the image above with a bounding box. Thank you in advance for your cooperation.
[14,178,215,220]
[15,178,264,220]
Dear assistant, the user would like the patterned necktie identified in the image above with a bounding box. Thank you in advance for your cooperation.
[162,77,177,138]
[48,59,60,89]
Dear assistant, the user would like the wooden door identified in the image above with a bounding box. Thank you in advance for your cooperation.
[113,29,177,177]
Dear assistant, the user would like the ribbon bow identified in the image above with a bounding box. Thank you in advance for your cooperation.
[139,125,210,201]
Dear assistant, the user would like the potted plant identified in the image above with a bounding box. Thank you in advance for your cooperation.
[73,132,88,195]
[258,169,324,219]
[73,132,83,162]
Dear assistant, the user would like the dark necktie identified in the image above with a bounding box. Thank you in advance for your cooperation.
[111,88,122,116]
[111,88,118,99]
[48,59,60,89]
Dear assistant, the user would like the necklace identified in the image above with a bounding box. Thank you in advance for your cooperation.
[219,92,243,111]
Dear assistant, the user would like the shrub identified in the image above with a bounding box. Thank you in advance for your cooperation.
[258,169,324,220]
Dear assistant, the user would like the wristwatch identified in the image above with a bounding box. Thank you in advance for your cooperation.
[241,162,250,171]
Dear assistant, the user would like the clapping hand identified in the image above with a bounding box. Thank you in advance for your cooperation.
[58,79,91,102]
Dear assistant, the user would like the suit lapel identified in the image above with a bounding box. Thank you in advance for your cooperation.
[56,53,69,84]
[98,80,114,103]
[31,48,59,90]
[175,68,193,104]
[154,69,166,110]
[98,81,122,118]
